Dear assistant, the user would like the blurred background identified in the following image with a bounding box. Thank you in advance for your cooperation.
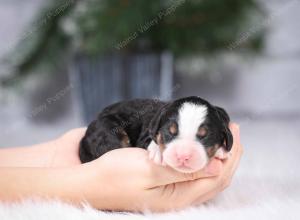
[0,0,299,156]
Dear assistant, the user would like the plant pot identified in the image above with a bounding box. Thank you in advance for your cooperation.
[70,51,173,123]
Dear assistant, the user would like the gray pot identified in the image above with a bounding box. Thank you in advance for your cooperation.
[70,51,173,123]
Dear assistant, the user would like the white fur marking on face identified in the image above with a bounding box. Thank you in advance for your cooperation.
[177,103,207,139]
[148,140,163,165]
[215,148,230,160]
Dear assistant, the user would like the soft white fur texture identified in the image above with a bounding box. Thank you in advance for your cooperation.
[1,120,300,220]
[177,103,207,139]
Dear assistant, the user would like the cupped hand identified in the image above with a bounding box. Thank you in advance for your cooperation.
[74,123,242,212]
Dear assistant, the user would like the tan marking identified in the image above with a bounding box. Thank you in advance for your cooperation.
[156,132,166,152]
[120,130,130,147]
[198,126,207,138]
[169,122,178,135]
[206,144,220,158]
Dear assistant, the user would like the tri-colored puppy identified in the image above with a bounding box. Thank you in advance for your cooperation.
[79,96,232,173]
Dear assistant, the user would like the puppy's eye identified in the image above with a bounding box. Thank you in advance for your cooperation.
[197,126,207,138]
[169,122,178,135]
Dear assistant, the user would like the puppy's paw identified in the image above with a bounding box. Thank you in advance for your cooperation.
[215,147,230,160]
[148,141,163,165]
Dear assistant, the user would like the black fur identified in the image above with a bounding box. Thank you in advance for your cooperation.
[79,96,232,163]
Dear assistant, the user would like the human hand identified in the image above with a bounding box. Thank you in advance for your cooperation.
[77,123,242,212]
[0,123,241,212]
[51,128,87,167]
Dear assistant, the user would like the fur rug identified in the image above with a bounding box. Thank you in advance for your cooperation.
[1,177,299,220]
[1,121,300,219]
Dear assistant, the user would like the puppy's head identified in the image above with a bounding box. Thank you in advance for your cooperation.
[149,96,233,173]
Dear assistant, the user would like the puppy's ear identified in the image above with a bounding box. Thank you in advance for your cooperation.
[148,103,170,142]
[215,106,230,124]
[215,106,233,152]
[223,126,233,152]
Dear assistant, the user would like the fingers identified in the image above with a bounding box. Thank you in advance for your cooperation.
[209,123,242,192]
[202,159,223,176]
[153,175,222,211]
[182,123,243,206]
[148,158,222,187]
[192,184,221,205]
[222,123,243,181]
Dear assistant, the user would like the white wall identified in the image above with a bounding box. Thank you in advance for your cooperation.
[176,0,300,116]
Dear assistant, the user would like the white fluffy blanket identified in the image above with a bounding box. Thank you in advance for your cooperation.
[1,121,300,220]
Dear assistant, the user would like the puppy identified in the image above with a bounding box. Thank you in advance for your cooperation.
[79,96,233,173]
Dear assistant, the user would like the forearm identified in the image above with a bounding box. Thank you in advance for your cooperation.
[0,166,85,205]
[0,138,81,168]
[0,128,85,168]
[0,141,59,167]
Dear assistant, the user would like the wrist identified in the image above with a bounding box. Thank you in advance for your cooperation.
[77,161,129,211]
[75,162,111,209]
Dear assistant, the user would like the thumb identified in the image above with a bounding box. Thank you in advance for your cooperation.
[148,158,222,187]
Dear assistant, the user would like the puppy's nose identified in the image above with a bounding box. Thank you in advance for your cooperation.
[177,153,192,165]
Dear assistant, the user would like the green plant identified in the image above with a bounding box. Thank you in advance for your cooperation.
[4,0,265,81]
